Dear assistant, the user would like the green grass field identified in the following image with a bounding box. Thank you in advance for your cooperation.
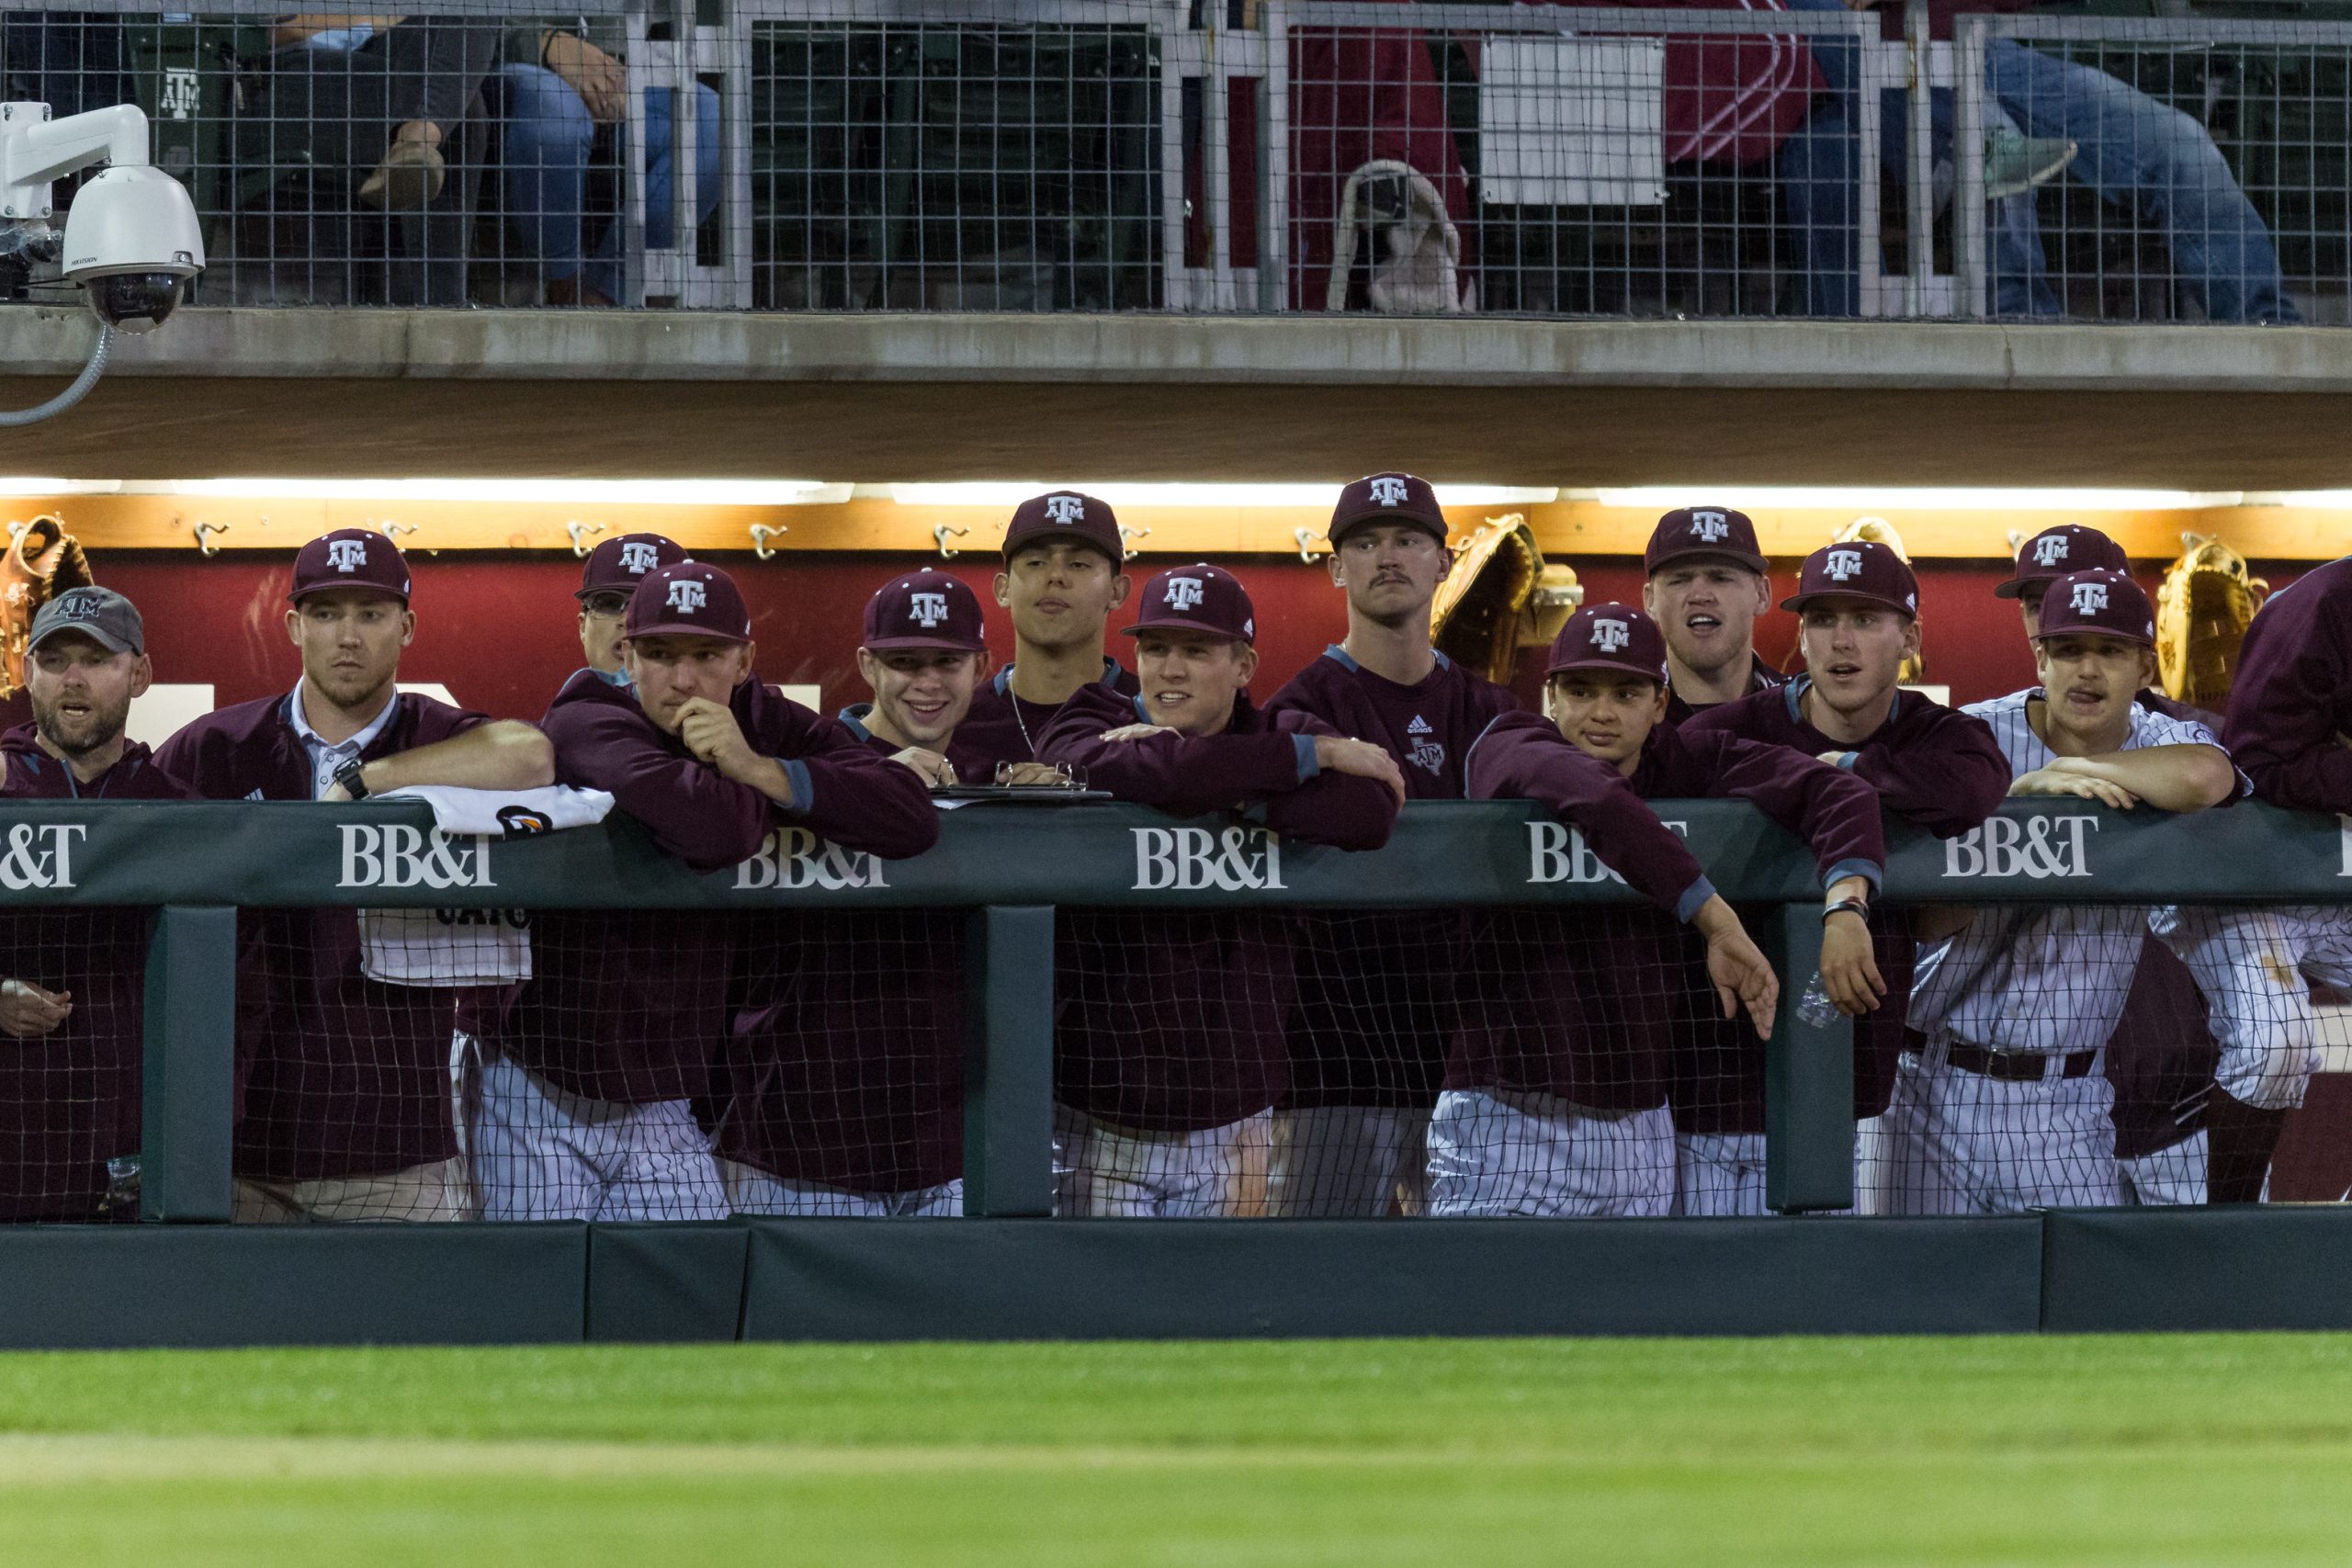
[3,1334,2350,1565]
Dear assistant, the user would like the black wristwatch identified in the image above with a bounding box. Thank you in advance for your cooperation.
[334,758,372,801]
[1823,897,1870,924]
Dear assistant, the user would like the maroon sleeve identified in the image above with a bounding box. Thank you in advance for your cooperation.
[741,685,940,860]
[1261,710,1398,852]
[1035,687,1322,821]
[1849,705,2009,839]
[1684,730,1885,890]
[1464,711,1714,919]
[2224,572,2352,815]
[401,695,492,747]
[544,700,774,873]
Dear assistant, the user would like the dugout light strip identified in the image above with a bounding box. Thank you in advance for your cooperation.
[1585,487,2239,512]
[0,479,849,506]
[888,483,1561,509]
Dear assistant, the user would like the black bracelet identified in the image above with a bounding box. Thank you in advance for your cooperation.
[1823,897,1870,923]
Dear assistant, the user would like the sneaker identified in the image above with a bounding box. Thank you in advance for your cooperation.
[1985,128,2076,200]
[357,139,447,209]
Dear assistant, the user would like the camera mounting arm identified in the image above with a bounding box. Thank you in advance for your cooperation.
[0,102,150,221]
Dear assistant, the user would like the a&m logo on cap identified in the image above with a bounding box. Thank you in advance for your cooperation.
[620,541,661,575]
[2070,579,2109,615]
[1369,477,1410,508]
[1826,548,1863,581]
[1591,617,1630,652]
[1690,510,1730,543]
[56,593,100,623]
[1165,576,1204,611]
[909,591,948,627]
[667,577,707,614]
[328,539,369,573]
[2033,536,2072,567]
[1044,495,1086,525]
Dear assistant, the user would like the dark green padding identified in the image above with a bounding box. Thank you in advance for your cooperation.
[584,1223,751,1343]
[2041,1206,2352,1332]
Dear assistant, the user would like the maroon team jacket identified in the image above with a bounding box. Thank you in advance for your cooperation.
[1678,678,2007,1132]
[0,728,191,1218]
[2225,556,2352,816]
[1452,713,1883,1114]
[154,690,490,1183]
[1038,684,1399,1134]
[481,671,938,1109]
[956,659,1141,773]
[1260,646,1518,1111]
[714,720,964,1195]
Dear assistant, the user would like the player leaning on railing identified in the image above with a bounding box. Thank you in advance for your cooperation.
[570,533,686,686]
[469,563,936,1224]
[1036,564,1403,1218]
[1432,604,1884,1219]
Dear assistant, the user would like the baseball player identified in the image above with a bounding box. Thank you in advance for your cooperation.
[2001,522,2238,1206]
[1036,563,1403,1217]
[713,568,987,1217]
[1641,506,1787,726]
[154,528,556,1223]
[956,490,1139,773]
[1438,604,1881,1215]
[1677,542,2007,1214]
[0,588,192,1222]
[473,563,938,1221]
[571,532,686,684]
[1883,570,2309,1213]
[2222,551,2352,1198]
[836,567,994,787]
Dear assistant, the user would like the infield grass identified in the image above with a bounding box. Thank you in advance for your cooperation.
[1,1334,2348,1565]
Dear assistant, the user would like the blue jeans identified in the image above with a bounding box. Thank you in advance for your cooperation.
[492,62,721,303]
[1776,0,2296,321]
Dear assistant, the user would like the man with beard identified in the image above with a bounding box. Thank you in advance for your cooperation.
[1642,506,1785,726]
[0,588,190,1221]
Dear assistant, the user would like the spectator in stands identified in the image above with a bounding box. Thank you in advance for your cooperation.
[155,528,554,1224]
[713,568,991,1218]
[474,563,936,1222]
[1776,0,2297,321]
[492,26,723,307]
[571,532,685,684]
[0,588,189,1223]
[1438,603,1878,1217]
[1037,563,1402,1217]
[266,15,503,211]
[1643,505,1784,725]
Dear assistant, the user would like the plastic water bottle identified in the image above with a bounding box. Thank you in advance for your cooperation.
[96,1155,141,1219]
[1796,972,1839,1029]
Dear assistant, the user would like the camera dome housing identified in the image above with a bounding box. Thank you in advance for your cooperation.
[60,164,204,333]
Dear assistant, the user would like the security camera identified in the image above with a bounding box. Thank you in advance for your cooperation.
[1,102,205,333]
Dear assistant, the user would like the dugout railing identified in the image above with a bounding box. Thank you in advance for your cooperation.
[2,793,2348,1345]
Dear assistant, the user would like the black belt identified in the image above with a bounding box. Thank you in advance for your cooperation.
[1942,1041,2098,1084]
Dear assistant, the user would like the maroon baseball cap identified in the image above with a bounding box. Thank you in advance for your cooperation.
[863,568,989,653]
[1781,539,1919,617]
[1001,490,1125,567]
[2034,569,2155,646]
[624,562,752,644]
[1545,603,1670,683]
[1996,524,2131,599]
[288,527,412,604]
[578,533,687,601]
[1328,472,1448,546]
[1645,506,1769,576]
[1124,563,1257,645]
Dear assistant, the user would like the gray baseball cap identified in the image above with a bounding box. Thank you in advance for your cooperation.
[28,586,144,657]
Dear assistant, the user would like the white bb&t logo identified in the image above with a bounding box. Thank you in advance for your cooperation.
[909,591,949,627]
[2069,580,2109,615]
[1369,477,1409,507]
[337,826,495,889]
[734,829,890,891]
[1165,577,1204,611]
[1527,819,1686,886]
[0,824,87,890]
[1826,548,1863,581]
[666,578,707,614]
[1132,826,1285,892]
[1591,617,1629,653]
[327,539,369,573]
[620,541,660,575]
[1942,815,2100,880]
[1044,495,1086,525]
[1690,510,1730,543]
[2032,536,2071,567]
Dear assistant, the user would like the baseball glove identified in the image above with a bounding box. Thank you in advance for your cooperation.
[1833,516,1926,685]
[1433,513,1579,684]
[2156,533,2267,709]
[0,514,94,697]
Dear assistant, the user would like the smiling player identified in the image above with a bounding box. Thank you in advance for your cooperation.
[836,567,993,787]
